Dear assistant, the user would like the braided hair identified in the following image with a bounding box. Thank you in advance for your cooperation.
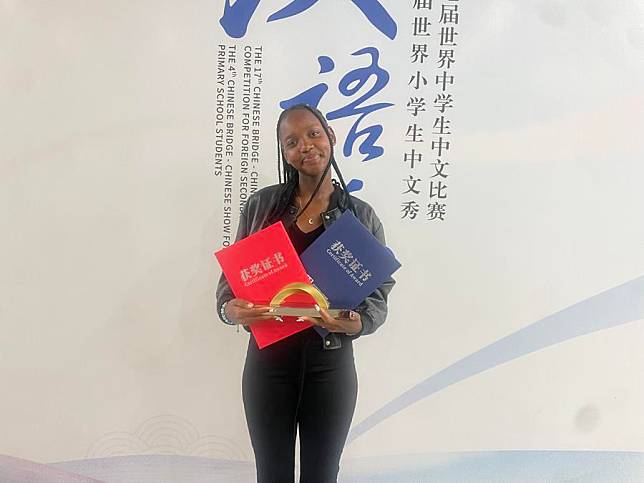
[266,104,356,226]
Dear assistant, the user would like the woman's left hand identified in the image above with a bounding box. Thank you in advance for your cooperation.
[298,306,362,335]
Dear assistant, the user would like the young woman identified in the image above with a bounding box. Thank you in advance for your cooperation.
[216,104,394,483]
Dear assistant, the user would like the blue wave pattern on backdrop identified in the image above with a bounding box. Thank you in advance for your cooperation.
[348,275,644,442]
[48,451,644,482]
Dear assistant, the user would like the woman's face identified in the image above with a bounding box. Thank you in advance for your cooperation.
[279,109,335,178]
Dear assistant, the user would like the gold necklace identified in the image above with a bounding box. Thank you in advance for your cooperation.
[295,196,317,225]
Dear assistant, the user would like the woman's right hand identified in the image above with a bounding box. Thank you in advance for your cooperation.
[225,298,277,326]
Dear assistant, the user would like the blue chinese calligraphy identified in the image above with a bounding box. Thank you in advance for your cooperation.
[280,47,393,163]
[220,0,261,38]
[220,0,397,39]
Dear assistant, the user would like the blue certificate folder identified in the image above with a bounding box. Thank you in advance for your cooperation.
[300,210,401,312]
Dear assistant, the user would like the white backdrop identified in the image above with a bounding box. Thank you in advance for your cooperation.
[2,1,644,481]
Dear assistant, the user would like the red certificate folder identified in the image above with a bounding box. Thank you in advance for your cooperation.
[215,222,314,349]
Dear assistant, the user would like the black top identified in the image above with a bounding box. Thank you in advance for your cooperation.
[287,222,325,255]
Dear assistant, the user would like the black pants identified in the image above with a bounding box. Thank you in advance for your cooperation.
[242,328,358,483]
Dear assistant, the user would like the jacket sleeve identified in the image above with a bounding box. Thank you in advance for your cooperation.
[350,216,395,339]
[215,203,250,324]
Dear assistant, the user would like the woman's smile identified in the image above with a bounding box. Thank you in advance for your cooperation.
[302,152,321,163]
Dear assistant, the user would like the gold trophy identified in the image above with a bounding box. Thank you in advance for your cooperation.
[269,282,347,318]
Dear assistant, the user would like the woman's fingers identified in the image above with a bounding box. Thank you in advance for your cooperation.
[240,314,281,325]
[226,299,276,325]
[296,316,320,325]
[314,305,336,324]
[310,306,362,333]
[241,308,276,324]
[231,305,273,318]
[228,301,361,331]
[313,306,348,331]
